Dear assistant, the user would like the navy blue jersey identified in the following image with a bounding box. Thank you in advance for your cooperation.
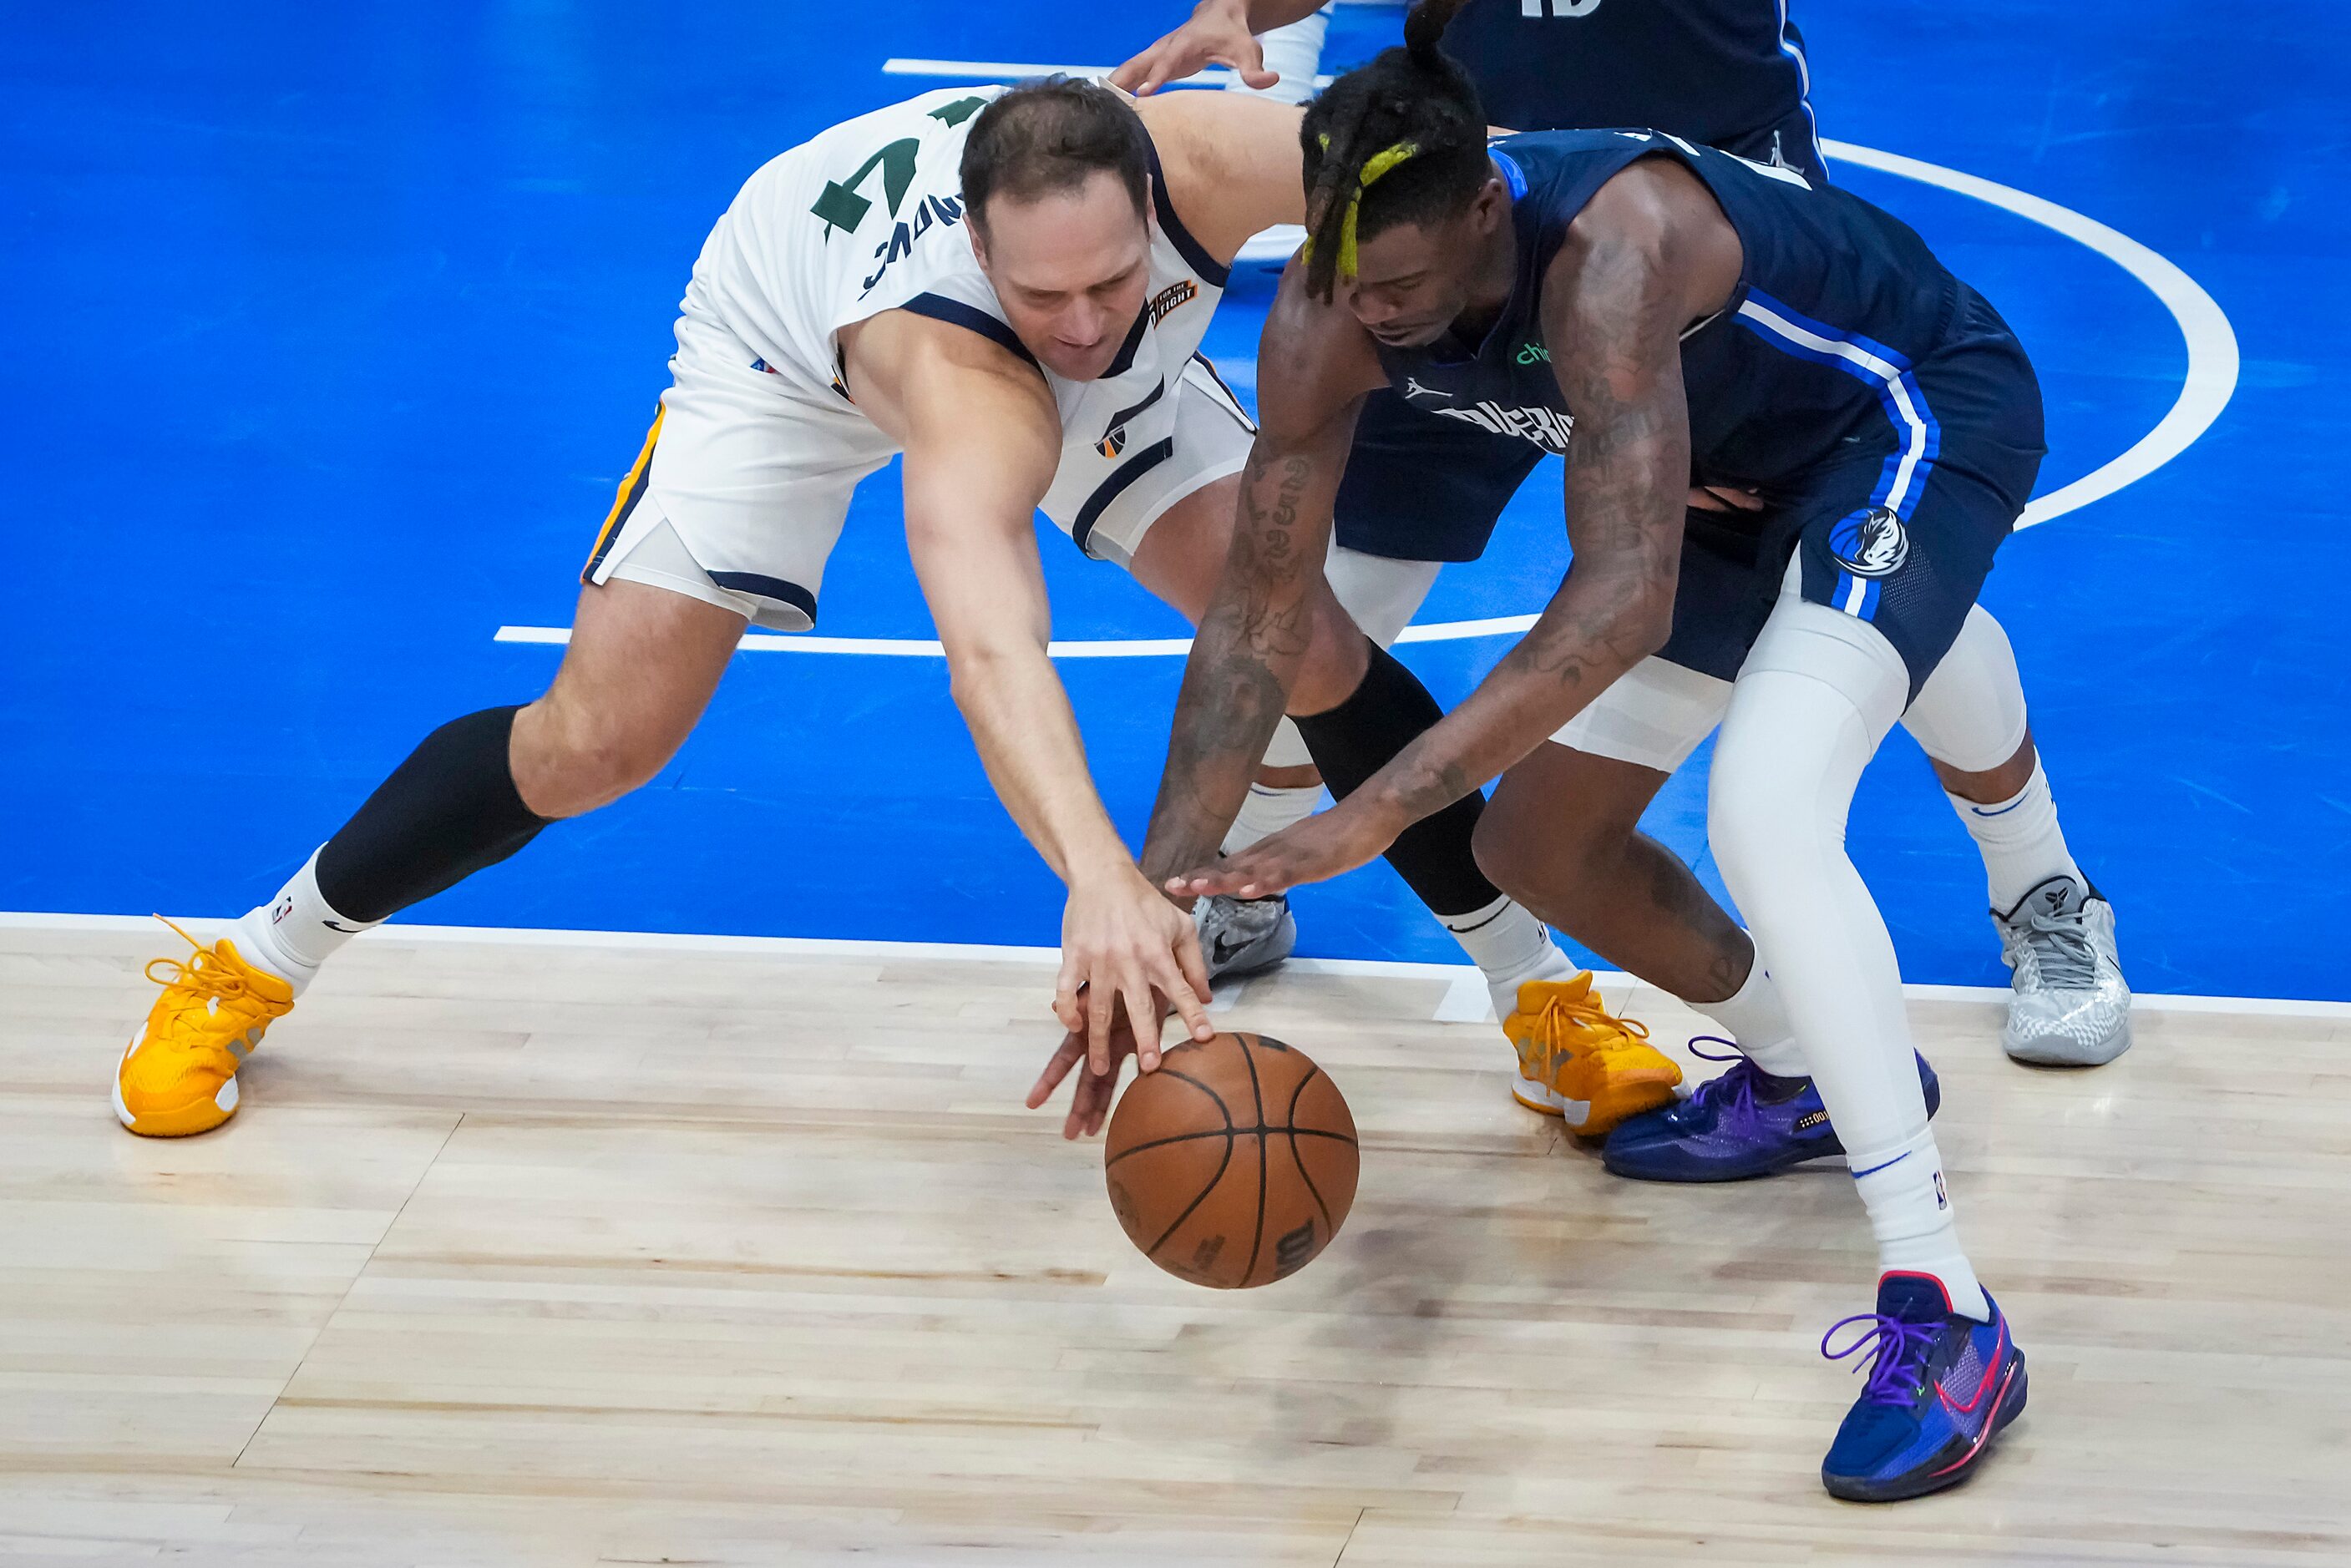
[1445,0,1811,153]
[1372,130,1994,493]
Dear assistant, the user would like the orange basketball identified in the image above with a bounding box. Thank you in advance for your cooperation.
[1102,1031,1358,1288]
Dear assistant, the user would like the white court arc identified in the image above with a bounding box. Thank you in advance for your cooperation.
[496,122,2238,660]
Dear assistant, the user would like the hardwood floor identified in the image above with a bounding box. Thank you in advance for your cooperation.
[7,922,2348,1565]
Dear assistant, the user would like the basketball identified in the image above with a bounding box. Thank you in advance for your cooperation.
[1102,1031,1358,1288]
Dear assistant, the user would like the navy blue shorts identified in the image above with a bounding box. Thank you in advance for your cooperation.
[1656,289,2046,697]
[1334,103,1830,564]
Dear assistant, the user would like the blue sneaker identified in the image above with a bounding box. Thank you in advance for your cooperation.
[1600,1039,1941,1183]
[1820,1274,2029,1503]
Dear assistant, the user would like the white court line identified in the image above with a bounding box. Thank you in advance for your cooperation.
[9,911,2347,1019]
[496,127,2236,660]
[1819,139,2241,529]
[493,613,1540,656]
[882,58,1334,91]
[492,625,1196,658]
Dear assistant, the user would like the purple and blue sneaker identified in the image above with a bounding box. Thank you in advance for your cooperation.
[1600,1039,1941,1183]
[1819,1273,2029,1502]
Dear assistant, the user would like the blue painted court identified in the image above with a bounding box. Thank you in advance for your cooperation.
[6,2,2345,999]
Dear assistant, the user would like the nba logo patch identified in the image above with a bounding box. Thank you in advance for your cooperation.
[1933,1170,1948,1209]
[1830,504,1910,578]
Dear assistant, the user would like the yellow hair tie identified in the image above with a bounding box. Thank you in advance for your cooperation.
[1305,138,1420,279]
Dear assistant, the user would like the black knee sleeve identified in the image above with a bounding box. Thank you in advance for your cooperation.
[1292,643,1502,919]
[315,706,552,923]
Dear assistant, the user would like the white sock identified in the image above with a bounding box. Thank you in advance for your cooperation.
[1219,782,1324,857]
[1948,761,2082,913]
[225,849,377,994]
[1850,1127,1987,1320]
[1690,951,1808,1078]
[1442,895,1575,1015]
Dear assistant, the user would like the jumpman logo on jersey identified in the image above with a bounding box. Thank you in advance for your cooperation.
[1401,377,1453,402]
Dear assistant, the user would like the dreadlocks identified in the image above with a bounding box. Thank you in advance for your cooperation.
[1299,0,1488,301]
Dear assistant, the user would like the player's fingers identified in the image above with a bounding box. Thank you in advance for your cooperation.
[1173,925,1215,1025]
[1234,43,1279,90]
[1116,968,1163,1075]
[1176,861,1277,899]
[1150,949,1215,1045]
[1053,954,1086,1033]
[1062,1070,1097,1139]
[1026,1031,1087,1109]
[1230,36,1272,89]
[1085,974,1114,1078]
[1114,48,1168,95]
[1084,1062,1122,1136]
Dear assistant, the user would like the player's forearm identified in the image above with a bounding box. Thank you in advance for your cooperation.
[1360,216,1697,830]
[1141,602,1295,887]
[1241,0,1326,33]
[949,639,1136,888]
[1186,0,1326,37]
[1355,560,1673,836]
[1360,357,1685,828]
[1140,448,1322,883]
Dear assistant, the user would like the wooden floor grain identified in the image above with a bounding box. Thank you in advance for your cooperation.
[6,924,2348,1565]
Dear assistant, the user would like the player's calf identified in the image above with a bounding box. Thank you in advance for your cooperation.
[112,580,744,1136]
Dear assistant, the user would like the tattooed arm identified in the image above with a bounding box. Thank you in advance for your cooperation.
[1023,275,1382,1139]
[1137,270,1387,891]
[1183,156,1746,898]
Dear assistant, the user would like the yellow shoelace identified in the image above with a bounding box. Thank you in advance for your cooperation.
[140,917,278,1063]
[1520,984,1654,1075]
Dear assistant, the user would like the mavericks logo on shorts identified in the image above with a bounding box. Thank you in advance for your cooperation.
[1829,505,1910,578]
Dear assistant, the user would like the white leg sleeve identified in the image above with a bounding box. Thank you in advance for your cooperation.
[1898,604,2029,773]
[1710,601,1920,1147]
[1710,596,1984,1314]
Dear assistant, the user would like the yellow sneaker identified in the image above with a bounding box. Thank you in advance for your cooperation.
[114,919,295,1137]
[1503,973,1682,1135]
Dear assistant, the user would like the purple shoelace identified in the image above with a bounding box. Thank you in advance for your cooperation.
[1675,1035,1760,1119]
[1822,1312,1943,1405]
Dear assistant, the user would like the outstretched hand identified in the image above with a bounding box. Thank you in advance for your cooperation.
[1054,866,1216,1083]
[1163,794,1399,903]
[1109,1,1277,97]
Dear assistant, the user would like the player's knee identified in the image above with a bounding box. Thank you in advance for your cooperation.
[1472,776,1610,913]
[1902,604,2029,774]
[511,694,682,817]
[1469,798,1538,906]
[1706,719,1816,914]
[1287,600,1374,716]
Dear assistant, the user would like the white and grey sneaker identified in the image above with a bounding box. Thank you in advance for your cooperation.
[1197,893,1297,983]
[1994,873,2131,1066]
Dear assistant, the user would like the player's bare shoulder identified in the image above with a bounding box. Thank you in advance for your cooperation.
[1132,89,1307,264]
[1549,155,1743,330]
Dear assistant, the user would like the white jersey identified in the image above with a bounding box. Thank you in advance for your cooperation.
[687,86,1236,551]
